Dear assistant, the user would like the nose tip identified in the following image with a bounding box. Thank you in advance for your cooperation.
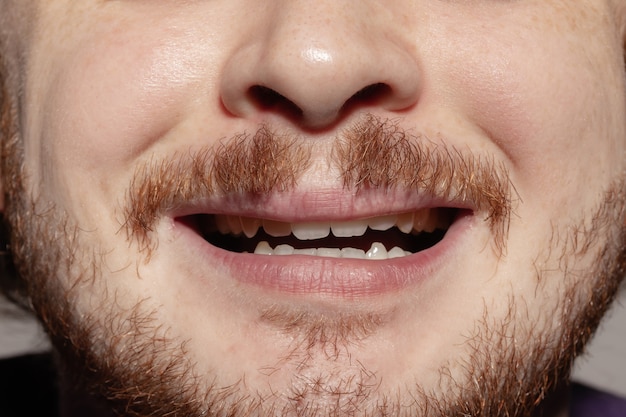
[219,12,421,130]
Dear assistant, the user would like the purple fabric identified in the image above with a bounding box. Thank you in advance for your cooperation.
[570,383,626,417]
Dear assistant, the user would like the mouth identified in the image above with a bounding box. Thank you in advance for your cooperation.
[181,207,460,260]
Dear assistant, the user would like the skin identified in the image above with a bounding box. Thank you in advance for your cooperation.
[1,1,626,416]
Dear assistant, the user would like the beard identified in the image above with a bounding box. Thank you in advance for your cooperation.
[2,114,626,417]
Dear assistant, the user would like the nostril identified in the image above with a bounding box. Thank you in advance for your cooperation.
[341,83,392,113]
[247,85,304,121]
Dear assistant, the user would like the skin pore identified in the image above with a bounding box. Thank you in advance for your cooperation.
[1,1,626,416]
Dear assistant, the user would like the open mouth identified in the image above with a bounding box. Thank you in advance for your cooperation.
[181,208,460,260]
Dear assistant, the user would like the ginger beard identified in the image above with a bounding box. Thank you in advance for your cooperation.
[2,112,626,416]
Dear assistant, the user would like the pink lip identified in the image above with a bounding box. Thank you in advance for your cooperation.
[173,207,472,300]
[171,187,475,221]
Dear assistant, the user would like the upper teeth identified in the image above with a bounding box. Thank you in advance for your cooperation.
[214,208,443,240]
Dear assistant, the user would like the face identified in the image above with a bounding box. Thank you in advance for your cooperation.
[2,1,626,416]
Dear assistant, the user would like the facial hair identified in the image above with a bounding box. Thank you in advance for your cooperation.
[2,112,625,417]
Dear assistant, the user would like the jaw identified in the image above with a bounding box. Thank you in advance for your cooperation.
[16,173,626,417]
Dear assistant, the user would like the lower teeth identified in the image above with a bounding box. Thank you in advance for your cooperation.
[253,241,411,260]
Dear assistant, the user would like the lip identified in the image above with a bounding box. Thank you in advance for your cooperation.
[170,187,476,221]
[169,188,475,300]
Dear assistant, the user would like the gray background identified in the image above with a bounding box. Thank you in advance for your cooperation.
[2,286,625,397]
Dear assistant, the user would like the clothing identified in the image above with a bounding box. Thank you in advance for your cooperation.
[0,353,59,417]
[1,353,626,416]
[570,382,626,417]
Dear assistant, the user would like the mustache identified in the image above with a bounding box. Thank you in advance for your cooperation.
[123,115,514,251]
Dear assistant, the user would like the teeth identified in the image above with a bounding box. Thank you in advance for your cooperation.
[388,247,407,259]
[254,241,273,255]
[330,219,368,238]
[412,210,428,232]
[253,241,412,260]
[317,248,342,258]
[365,242,387,259]
[396,212,414,234]
[215,215,231,234]
[291,222,331,240]
[413,209,438,233]
[215,208,448,239]
[368,214,397,231]
[240,217,261,238]
[340,247,366,258]
[225,216,242,236]
[294,248,317,256]
[263,219,292,237]
[274,244,295,255]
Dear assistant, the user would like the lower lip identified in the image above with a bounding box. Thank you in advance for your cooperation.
[177,213,471,299]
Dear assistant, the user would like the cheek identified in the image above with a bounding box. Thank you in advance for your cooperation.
[448,29,626,210]
[44,31,205,170]
[22,20,225,219]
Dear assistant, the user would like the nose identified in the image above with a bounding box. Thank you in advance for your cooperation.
[219,2,421,130]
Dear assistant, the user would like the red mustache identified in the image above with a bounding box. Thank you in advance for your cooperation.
[124,115,514,251]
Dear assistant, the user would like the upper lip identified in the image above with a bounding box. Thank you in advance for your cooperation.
[169,187,476,222]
